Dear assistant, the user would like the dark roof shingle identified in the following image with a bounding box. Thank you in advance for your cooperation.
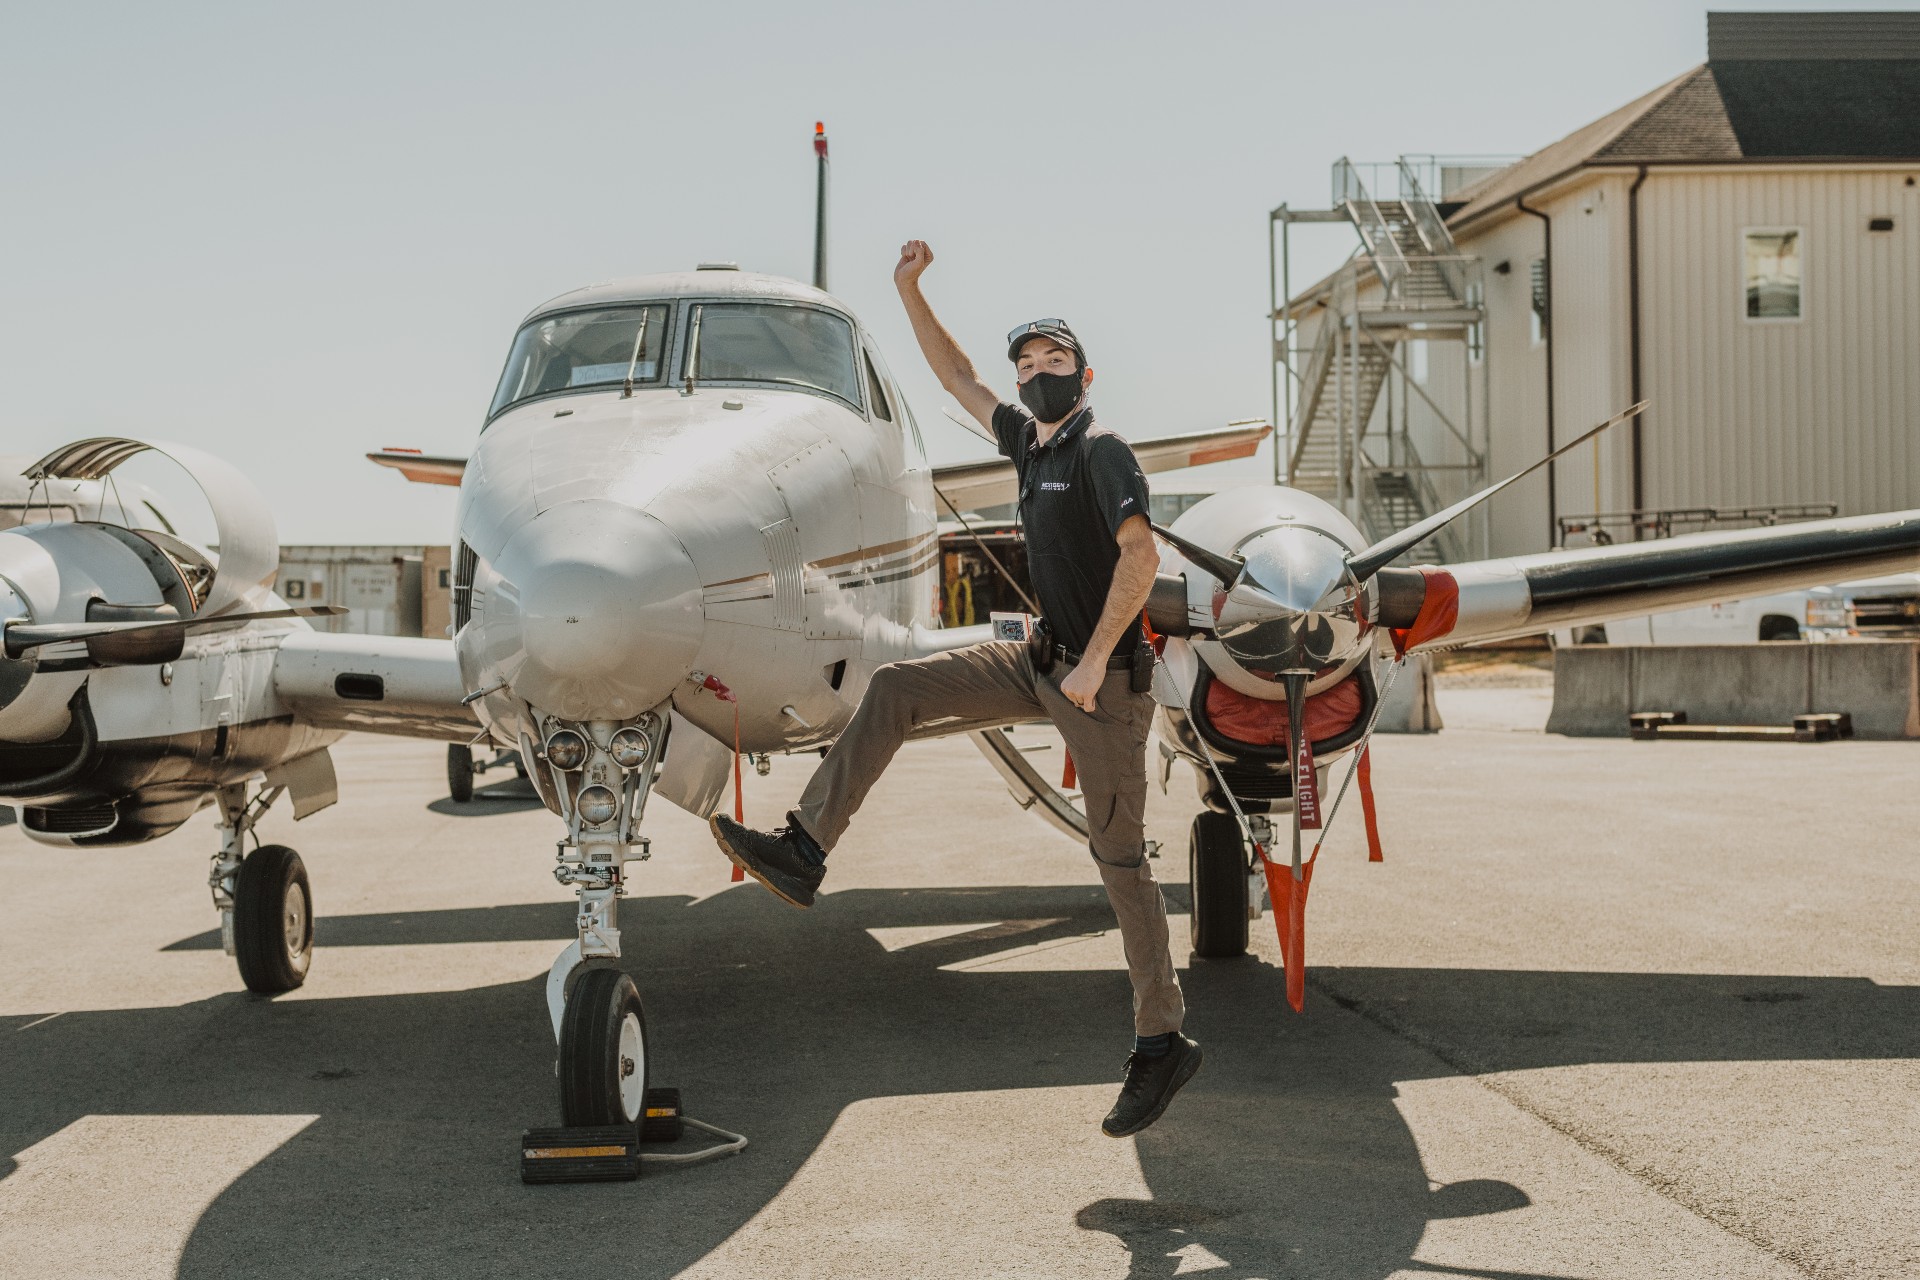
[1714,59,1920,157]
[1448,48,1920,230]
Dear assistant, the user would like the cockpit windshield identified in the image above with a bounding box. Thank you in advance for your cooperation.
[489,304,670,417]
[689,303,860,406]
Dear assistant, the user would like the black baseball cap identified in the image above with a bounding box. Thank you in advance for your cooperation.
[1006,318,1085,365]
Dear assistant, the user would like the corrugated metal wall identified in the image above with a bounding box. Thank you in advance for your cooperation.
[1638,167,1919,519]
[1438,213,1554,556]
[1448,165,1919,555]
[1538,176,1635,536]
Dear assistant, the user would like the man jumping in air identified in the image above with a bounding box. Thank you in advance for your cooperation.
[711,240,1200,1138]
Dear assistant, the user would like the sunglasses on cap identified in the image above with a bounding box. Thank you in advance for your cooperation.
[1007,318,1070,344]
[1006,318,1082,363]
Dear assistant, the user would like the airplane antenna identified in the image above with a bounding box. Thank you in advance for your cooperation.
[812,121,830,291]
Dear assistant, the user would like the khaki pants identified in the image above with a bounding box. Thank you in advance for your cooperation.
[793,641,1185,1036]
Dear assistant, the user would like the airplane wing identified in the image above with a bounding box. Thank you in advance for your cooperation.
[370,422,1272,505]
[1410,510,1920,650]
[933,421,1270,512]
[367,449,466,486]
[272,631,480,741]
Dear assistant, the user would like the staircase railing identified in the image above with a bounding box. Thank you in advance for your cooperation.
[1359,433,1463,562]
[1332,158,1409,300]
[1287,320,1337,481]
[1394,159,1467,302]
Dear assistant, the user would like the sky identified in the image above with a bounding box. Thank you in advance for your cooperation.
[2,0,1911,543]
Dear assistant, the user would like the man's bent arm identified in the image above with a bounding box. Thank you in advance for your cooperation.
[1059,514,1158,713]
[894,240,998,429]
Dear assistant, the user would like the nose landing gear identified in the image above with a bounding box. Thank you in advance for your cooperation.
[559,968,649,1126]
[536,711,666,1124]
[1189,810,1272,959]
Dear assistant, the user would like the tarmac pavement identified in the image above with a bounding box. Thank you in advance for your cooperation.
[1,681,1915,1279]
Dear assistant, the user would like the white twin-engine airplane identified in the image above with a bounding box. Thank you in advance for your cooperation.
[4,267,1917,1134]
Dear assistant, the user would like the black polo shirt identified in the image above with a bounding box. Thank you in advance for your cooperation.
[990,401,1151,657]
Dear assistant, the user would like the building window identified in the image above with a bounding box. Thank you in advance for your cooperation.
[1744,228,1802,319]
[1528,259,1549,345]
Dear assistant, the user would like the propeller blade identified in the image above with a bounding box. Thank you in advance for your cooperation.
[1345,401,1649,582]
[1149,522,1245,587]
[3,605,346,658]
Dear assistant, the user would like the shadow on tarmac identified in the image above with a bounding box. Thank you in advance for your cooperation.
[5,885,1916,1279]
[426,778,546,817]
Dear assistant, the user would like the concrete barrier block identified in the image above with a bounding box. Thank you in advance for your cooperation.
[1629,645,1812,726]
[1810,643,1920,739]
[1546,647,1633,736]
[1376,652,1443,733]
[1549,642,1920,739]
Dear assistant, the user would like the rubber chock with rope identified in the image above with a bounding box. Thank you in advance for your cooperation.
[520,1087,749,1184]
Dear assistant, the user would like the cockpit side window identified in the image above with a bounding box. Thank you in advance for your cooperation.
[686,303,860,407]
[489,304,671,419]
[863,352,893,422]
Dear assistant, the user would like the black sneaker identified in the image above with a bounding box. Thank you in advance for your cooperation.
[709,814,827,908]
[1101,1033,1203,1137]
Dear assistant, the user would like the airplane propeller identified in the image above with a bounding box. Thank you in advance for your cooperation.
[1157,402,1649,591]
[4,605,347,666]
[1148,402,1650,681]
[1147,521,1245,587]
[1343,401,1648,582]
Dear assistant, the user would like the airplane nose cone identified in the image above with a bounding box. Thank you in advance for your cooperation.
[1215,526,1363,674]
[489,501,703,721]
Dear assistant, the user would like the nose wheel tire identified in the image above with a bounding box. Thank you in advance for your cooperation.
[559,968,649,1127]
[447,744,475,803]
[233,844,313,993]
[1189,811,1250,958]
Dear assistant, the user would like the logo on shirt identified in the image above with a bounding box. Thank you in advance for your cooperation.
[1120,496,1134,507]
[1039,481,1071,491]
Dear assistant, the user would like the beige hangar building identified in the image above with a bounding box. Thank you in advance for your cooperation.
[1273,10,1920,563]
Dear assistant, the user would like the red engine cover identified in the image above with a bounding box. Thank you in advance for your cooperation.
[1203,673,1364,748]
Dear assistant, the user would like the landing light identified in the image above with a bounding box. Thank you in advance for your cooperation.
[576,785,620,826]
[544,729,589,771]
[608,726,653,769]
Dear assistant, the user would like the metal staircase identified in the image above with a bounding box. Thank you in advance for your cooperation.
[1271,157,1491,564]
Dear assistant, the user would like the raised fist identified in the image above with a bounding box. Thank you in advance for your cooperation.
[894,240,934,289]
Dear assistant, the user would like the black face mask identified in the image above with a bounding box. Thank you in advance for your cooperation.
[1018,369,1084,424]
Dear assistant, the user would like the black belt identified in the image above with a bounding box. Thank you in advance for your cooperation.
[1054,645,1133,671]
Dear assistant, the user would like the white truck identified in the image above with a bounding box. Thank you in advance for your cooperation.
[1560,572,1920,645]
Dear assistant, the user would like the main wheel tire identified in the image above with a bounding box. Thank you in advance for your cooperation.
[1759,615,1801,642]
[559,968,649,1127]
[447,744,475,802]
[233,844,313,993]
[1189,811,1250,958]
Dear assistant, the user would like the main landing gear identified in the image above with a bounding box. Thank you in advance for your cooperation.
[447,743,528,803]
[536,710,668,1127]
[210,782,312,993]
[1189,810,1271,959]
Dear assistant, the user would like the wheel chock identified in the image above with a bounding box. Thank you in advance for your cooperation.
[519,1125,640,1184]
[519,1088,747,1184]
[641,1086,684,1143]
